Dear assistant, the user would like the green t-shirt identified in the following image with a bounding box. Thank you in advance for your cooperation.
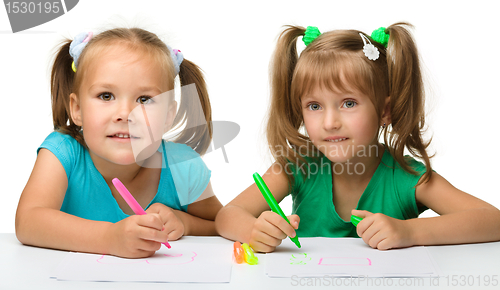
[289,148,428,238]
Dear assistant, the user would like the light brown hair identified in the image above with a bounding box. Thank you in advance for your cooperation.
[50,28,212,155]
[267,23,432,185]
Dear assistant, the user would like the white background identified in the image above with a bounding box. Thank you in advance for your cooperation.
[1,0,499,233]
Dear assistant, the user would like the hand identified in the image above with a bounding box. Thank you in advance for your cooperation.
[146,203,185,241]
[248,211,300,253]
[352,209,415,250]
[107,213,168,258]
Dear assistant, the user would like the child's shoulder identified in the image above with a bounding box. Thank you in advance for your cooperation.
[383,149,426,175]
[381,148,428,189]
[163,141,208,172]
[38,131,83,153]
[44,130,78,142]
[403,155,427,172]
[37,131,86,179]
[164,141,201,162]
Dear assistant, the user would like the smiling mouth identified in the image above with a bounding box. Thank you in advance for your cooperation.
[325,138,348,143]
[108,134,140,139]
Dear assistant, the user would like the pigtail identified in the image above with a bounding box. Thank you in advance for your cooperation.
[50,40,86,147]
[268,26,314,184]
[384,23,432,184]
[173,59,212,156]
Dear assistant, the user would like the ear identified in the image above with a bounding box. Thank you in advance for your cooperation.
[163,100,178,132]
[380,96,391,126]
[69,93,83,126]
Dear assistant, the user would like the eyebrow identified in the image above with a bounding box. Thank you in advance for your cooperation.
[88,83,115,90]
[304,90,359,98]
[88,83,163,93]
[300,95,316,103]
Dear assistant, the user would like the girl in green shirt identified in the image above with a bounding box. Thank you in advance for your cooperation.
[215,23,500,252]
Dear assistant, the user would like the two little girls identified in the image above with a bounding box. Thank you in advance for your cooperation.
[16,23,500,258]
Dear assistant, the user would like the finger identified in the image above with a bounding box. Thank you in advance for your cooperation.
[351,209,373,219]
[163,223,184,241]
[359,218,386,249]
[145,202,164,214]
[355,214,375,237]
[162,215,184,236]
[124,249,156,259]
[249,229,283,253]
[137,222,169,244]
[160,209,177,225]
[251,228,284,249]
[376,237,393,251]
[145,204,158,214]
[137,238,162,252]
[249,240,277,253]
[255,216,288,240]
[166,230,182,241]
[123,234,162,255]
[366,230,387,249]
[136,214,164,231]
[263,212,297,238]
[257,212,287,238]
[287,215,300,230]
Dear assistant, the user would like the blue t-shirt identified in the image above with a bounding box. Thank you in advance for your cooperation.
[37,131,211,223]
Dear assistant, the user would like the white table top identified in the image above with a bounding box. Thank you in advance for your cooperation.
[1,233,500,290]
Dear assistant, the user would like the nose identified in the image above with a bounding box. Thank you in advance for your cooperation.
[323,109,341,131]
[113,100,134,123]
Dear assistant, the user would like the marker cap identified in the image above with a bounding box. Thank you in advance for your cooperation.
[351,215,363,227]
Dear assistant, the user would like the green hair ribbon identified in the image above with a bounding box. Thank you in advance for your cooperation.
[303,26,321,46]
[371,27,390,48]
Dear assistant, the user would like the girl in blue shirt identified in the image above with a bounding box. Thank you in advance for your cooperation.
[16,28,222,258]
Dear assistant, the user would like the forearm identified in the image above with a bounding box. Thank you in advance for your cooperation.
[215,205,257,242]
[411,207,500,246]
[16,207,113,254]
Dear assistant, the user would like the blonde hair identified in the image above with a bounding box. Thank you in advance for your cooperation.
[50,27,212,155]
[267,23,432,185]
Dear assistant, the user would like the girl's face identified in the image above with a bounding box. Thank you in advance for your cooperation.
[70,44,176,166]
[301,84,386,163]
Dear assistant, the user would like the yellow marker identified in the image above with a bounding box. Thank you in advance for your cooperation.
[241,243,258,265]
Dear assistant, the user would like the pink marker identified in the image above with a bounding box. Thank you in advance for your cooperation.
[112,178,171,249]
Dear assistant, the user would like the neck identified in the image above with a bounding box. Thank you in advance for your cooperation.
[89,151,148,184]
[332,143,384,185]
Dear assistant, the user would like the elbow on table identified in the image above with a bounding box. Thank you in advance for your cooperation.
[14,210,32,246]
[214,206,235,238]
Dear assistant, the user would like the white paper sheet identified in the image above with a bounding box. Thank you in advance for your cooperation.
[266,238,440,278]
[53,242,232,283]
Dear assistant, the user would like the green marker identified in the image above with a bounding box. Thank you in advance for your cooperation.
[253,172,301,248]
[351,215,363,227]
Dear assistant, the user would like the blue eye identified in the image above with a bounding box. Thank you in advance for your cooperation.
[99,92,114,101]
[343,100,357,108]
[308,103,321,111]
[137,96,153,105]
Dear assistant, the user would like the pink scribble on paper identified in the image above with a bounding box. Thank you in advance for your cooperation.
[318,257,372,266]
[147,252,197,265]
